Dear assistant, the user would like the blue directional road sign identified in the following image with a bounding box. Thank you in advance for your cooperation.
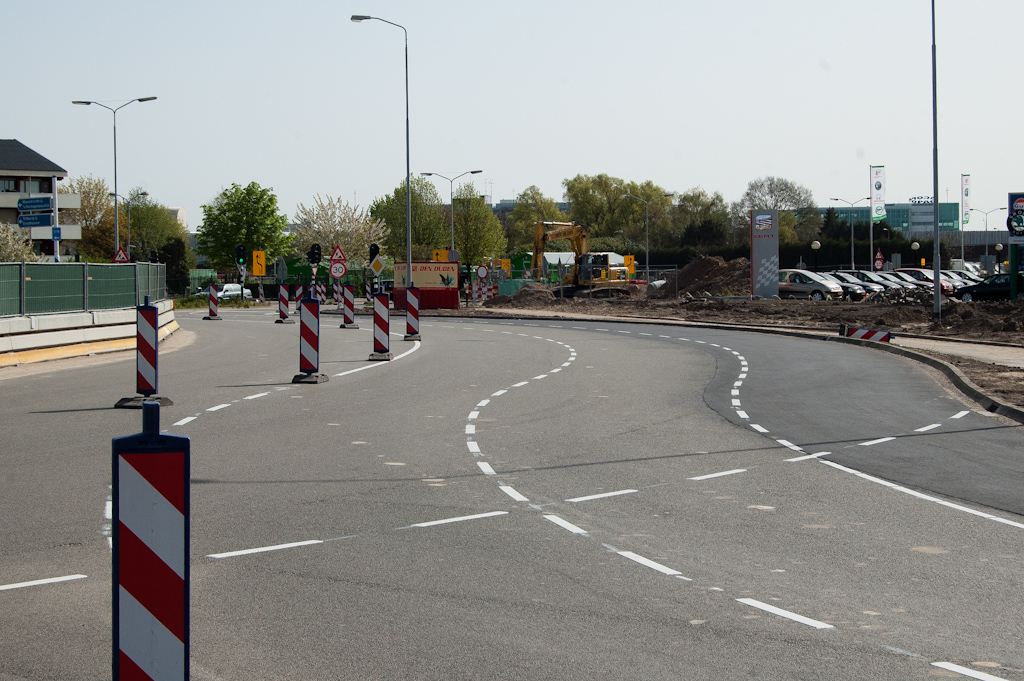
[52,227,62,241]
[18,213,53,228]
[18,196,52,212]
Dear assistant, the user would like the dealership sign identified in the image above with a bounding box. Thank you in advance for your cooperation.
[749,210,779,298]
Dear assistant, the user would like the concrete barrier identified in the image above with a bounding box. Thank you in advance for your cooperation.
[0,300,177,367]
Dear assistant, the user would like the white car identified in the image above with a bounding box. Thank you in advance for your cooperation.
[198,284,253,300]
[777,269,843,300]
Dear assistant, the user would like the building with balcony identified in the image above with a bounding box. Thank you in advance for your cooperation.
[0,139,81,258]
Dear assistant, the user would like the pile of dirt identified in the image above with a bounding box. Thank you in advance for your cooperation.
[482,283,552,309]
[653,255,751,298]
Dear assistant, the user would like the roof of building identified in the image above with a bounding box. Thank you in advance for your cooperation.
[0,140,68,177]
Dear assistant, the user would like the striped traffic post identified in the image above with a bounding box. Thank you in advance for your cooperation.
[116,296,172,409]
[340,284,358,329]
[842,325,893,343]
[295,284,303,310]
[404,286,421,341]
[292,297,328,383]
[316,282,327,304]
[202,284,220,320]
[333,281,343,308]
[369,293,392,361]
[257,282,265,302]
[112,401,190,681]
[275,284,294,324]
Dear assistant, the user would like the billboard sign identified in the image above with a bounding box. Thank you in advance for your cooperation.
[393,261,459,289]
[750,210,779,298]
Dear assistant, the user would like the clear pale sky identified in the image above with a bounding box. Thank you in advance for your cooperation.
[5,1,1020,233]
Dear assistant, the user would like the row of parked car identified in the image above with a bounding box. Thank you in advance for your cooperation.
[778,268,1021,302]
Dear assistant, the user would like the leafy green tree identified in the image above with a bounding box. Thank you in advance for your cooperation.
[0,223,36,261]
[369,176,447,262]
[453,183,507,267]
[197,182,291,270]
[59,175,116,261]
[563,174,671,248]
[671,187,730,247]
[819,206,845,241]
[291,195,388,268]
[121,188,189,262]
[505,186,568,254]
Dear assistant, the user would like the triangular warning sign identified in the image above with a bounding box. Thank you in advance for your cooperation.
[330,245,347,262]
[113,247,129,263]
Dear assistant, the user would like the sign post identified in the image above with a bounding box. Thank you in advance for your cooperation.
[873,249,884,272]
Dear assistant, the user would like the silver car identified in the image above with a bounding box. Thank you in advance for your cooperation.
[778,269,843,300]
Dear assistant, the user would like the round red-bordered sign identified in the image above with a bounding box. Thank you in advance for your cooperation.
[476,265,489,280]
[330,261,347,278]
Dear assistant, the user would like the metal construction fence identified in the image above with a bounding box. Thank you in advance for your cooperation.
[0,262,165,317]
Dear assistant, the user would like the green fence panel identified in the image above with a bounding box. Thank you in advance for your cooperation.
[87,264,137,310]
[24,263,85,314]
[0,264,20,316]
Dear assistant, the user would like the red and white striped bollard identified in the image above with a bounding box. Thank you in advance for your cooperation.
[292,297,327,383]
[369,293,392,361]
[275,284,293,324]
[203,284,220,320]
[404,286,421,341]
[340,284,358,328]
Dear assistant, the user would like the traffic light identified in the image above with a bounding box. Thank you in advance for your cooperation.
[235,243,247,267]
[308,243,322,264]
[150,250,159,263]
[369,243,380,262]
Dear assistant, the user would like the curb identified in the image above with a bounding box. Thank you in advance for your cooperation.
[0,320,179,368]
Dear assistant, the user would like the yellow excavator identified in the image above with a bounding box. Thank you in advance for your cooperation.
[530,221,631,297]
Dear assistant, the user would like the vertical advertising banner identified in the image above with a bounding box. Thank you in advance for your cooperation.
[962,174,971,225]
[870,166,887,222]
[750,210,779,298]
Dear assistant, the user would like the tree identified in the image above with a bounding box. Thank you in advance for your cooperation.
[505,186,569,254]
[58,175,116,260]
[562,174,671,248]
[671,187,730,247]
[121,188,189,262]
[0,223,36,261]
[819,206,845,241]
[730,176,822,244]
[369,176,447,262]
[197,182,291,270]
[291,195,388,268]
[453,182,506,267]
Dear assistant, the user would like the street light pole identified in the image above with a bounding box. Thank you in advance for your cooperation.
[73,97,157,255]
[352,15,412,292]
[421,170,482,253]
[830,197,869,269]
[970,207,1007,267]
[110,191,148,259]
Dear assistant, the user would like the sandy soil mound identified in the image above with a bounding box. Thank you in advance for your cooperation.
[653,255,751,298]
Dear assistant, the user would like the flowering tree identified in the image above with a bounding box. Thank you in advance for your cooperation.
[291,195,388,268]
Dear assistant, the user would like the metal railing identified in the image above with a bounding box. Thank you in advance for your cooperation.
[0,262,165,317]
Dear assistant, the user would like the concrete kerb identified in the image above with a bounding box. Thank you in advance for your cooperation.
[438,308,1024,426]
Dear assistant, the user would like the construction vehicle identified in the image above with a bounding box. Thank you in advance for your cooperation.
[530,221,631,297]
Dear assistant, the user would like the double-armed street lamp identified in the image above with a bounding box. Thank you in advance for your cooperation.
[970,207,1007,260]
[830,197,869,269]
[351,14,412,290]
[72,97,157,254]
[421,170,482,253]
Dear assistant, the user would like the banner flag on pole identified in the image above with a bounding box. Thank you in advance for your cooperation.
[870,166,886,223]
[962,174,971,225]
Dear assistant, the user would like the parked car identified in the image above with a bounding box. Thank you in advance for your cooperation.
[954,273,1024,302]
[816,272,867,300]
[942,270,981,287]
[778,269,843,300]
[198,283,253,300]
[836,270,908,291]
[885,270,935,290]
[895,268,955,296]
[829,271,885,294]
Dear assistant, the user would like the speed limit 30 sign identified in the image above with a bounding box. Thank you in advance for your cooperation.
[330,261,347,279]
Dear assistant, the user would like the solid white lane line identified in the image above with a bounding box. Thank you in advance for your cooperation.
[820,460,1024,529]
[859,436,896,446]
[566,489,638,503]
[478,461,496,475]
[207,540,323,559]
[688,469,747,481]
[410,511,507,528]
[244,392,269,400]
[0,574,87,591]
[467,441,481,453]
[172,416,197,426]
[931,662,1009,680]
[543,514,588,535]
[951,410,971,419]
[750,424,769,433]
[776,440,803,452]
[736,598,834,629]
[333,341,419,377]
[617,551,686,578]
[206,404,231,412]
[785,451,831,462]
[915,423,942,432]
[500,485,529,502]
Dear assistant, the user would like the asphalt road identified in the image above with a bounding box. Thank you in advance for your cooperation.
[1,307,1022,680]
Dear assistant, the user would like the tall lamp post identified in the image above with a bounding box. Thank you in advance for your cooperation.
[110,191,148,259]
[72,97,157,255]
[620,193,672,282]
[970,207,1007,266]
[352,14,412,292]
[830,197,869,269]
[421,170,482,253]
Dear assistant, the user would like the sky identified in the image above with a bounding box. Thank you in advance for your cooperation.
[5,1,1021,235]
